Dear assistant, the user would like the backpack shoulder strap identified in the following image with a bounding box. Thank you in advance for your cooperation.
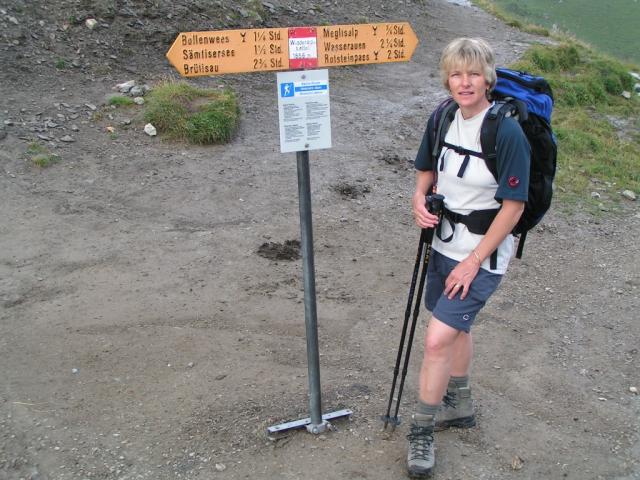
[430,98,458,164]
[479,100,524,181]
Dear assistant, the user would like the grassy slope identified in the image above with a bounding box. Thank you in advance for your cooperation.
[473,1,640,211]
[490,0,640,64]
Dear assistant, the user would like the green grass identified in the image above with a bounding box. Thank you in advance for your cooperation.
[143,81,240,144]
[108,95,136,107]
[472,0,551,36]
[511,43,640,209]
[472,1,640,211]
[27,143,61,168]
[484,0,640,64]
[55,58,66,69]
[511,44,635,106]
[245,0,266,21]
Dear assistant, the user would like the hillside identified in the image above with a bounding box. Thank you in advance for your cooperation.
[488,0,640,63]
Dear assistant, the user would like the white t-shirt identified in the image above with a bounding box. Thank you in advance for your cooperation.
[433,105,514,274]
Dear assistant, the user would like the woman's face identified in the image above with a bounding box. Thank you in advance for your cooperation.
[447,63,490,117]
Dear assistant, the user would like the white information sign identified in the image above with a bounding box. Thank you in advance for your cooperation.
[277,69,332,153]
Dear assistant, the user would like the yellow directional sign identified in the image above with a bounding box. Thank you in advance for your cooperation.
[317,23,418,68]
[166,28,289,76]
[166,22,419,77]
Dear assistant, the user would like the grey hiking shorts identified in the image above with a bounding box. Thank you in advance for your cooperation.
[424,250,502,333]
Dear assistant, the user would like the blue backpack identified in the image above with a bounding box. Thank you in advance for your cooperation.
[430,67,557,264]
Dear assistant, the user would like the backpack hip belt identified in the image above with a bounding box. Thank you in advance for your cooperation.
[438,207,500,270]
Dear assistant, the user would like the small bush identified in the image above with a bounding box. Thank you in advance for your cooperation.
[529,48,558,72]
[32,153,61,167]
[519,44,580,73]
[108,95,135,107]
[593,59,635,94]
[585,78,607,103]
[602,75,623,96]
[556,45,581,70]
[27,142,47,155]
[144,81,239,144]
[27,143,61,167]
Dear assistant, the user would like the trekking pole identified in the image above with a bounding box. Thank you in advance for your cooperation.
[382,227,426,429]
[383,193,444,430]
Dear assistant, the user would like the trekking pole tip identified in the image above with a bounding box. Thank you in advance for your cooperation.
[380,414,401,429]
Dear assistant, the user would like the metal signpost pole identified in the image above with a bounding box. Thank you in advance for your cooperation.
[296,150,325,432]
[266,147,352,436]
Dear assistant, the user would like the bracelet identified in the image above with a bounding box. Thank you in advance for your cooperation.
[472,249,482,265]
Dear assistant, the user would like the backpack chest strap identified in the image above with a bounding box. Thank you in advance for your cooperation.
[441,142,484,178]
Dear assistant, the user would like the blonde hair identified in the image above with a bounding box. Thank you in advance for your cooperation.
[439,37,497,92]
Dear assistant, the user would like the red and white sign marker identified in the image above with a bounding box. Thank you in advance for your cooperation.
[288,27,318,69]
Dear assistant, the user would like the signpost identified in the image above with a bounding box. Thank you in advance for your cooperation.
[166,22,419,76]
[166,21,419,436]
[273,68,333,434]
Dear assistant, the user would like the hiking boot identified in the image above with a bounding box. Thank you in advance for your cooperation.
[434,380,476,431]
[407,413,435,478]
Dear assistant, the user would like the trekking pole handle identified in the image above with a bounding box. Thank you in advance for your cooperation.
[426,193,445,217]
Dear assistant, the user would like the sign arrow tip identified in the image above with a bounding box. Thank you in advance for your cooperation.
[406,24,419,60]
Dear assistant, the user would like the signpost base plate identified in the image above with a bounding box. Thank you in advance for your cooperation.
[267,409,352,435]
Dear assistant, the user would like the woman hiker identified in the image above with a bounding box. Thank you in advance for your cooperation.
[407,37,530,477]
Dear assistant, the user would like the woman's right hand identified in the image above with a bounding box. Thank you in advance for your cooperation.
[412,191,440,229]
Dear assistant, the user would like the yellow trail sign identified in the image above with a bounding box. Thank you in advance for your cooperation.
[166,22,419,77]
[167,28,289,77]
[317,23,417,68]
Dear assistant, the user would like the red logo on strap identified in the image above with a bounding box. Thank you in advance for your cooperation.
[508,176,520,188]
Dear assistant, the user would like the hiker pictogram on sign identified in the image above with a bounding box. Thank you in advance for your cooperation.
[281,82,295,97]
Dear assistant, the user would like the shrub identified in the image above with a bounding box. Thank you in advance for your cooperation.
[144,81,240,144]
[26,143,61,167]
[108,95,136,107]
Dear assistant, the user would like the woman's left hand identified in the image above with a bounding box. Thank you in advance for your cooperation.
[444,255,481,300]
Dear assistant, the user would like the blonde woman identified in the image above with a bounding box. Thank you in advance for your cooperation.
[407,37,530,477]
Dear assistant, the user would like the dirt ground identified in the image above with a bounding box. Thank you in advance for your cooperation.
[1,1,639,479]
